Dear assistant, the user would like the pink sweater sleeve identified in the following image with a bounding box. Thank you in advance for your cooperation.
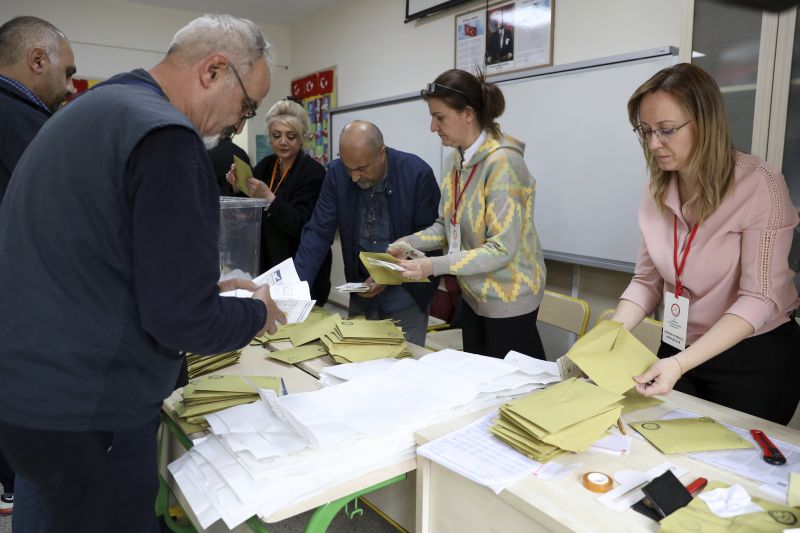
[726,164,800,330]
[620,232,664,314]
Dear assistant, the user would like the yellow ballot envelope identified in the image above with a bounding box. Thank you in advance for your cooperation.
[358,251,428,285]
[233,154,253,197]
[565,320,659,394]
[660,481,799,533]
[630,417,754,454]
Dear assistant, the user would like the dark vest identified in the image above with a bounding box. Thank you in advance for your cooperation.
[0,81,196,431]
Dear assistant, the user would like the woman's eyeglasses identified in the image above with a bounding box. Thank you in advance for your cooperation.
[633,120,691,144]
[422,82,476,107]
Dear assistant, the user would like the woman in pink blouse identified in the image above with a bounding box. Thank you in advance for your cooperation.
[613,63,800,424]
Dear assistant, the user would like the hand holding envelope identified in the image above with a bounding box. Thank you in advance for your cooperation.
[359,251,429,285]
[564,320,659,394]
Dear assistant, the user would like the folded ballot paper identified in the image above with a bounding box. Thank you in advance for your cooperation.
[559,320,659,394]
[490,377,624,462]
[358,251,428,285]
[220,258,315,324]
[169,349,562,529]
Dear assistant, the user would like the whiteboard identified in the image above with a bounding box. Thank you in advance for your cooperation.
[331,96,443,180]
[330,48,678,270]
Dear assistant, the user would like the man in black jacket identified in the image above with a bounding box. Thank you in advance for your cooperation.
[0,14,283,532]
[0,15,76,519]
[0,16,76,202]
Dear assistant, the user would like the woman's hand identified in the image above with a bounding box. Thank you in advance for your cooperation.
[632,356,684,396]
[399,258,433,280]
[246,178,275,202]
[225,164,237,186]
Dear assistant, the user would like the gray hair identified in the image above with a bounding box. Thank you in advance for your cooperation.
[266,100,310,139]
[167,13,270,77]
[0,16,67,67]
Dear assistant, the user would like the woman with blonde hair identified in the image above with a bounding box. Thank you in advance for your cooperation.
[614,62,800,424]
[229,99,331,304]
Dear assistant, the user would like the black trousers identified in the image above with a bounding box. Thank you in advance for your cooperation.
[0,416,161,533]
[458,300,546,360]
[657,319,800,425]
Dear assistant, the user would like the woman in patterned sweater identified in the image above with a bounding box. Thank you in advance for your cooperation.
[390,69,547,360]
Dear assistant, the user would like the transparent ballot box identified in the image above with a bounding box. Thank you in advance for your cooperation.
[218,197,267,281]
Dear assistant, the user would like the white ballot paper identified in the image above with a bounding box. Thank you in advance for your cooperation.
[220,258,314,323]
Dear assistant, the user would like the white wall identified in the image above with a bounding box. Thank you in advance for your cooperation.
[287,0,692,322]
[0,0,291,158]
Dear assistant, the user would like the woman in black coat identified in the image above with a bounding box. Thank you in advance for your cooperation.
[229,99,331,305]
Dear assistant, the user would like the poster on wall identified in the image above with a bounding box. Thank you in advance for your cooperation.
[455,0,553,76]
[290,68,335,165]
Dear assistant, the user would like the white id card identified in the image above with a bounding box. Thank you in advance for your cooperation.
[662,292,690,350]
[448,223,461,255]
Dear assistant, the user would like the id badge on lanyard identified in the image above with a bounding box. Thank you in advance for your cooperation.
[449,165,477,256]
[662,215,698,351]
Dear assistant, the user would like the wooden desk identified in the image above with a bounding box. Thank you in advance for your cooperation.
[159,345,413,533]
[414,390,800,533]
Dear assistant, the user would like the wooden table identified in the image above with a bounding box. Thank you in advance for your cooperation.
[159,345,415,533]
[414,390,800,533]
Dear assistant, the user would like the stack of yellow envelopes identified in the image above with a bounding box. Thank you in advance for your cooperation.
[251,307,335,346]
[490,378,625,462]
[186,351,241,379]
[174,374,283,431]
[562,320,659,394]
[321,318,409,363]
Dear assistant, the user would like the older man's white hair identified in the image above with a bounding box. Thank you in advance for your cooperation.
[168,14,271,78]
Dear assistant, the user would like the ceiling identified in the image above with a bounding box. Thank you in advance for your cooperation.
[123,0,341,26]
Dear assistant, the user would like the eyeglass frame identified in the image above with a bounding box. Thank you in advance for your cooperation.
[633,120,692,144]
[228,62,258,123]
[421,82,477,108]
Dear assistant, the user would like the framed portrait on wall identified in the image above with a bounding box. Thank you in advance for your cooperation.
[455,0,553,76]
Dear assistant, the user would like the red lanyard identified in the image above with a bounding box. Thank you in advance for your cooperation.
[451,166,477,225]
[673,214,699,298]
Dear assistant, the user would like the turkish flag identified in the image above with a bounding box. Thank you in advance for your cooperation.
[464,23,477,37]
[318,70,334,95]
[290,78,304,99]
[304,75,318,98]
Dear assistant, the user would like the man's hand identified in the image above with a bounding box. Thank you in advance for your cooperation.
[252,285,287,335]
[357,276,386,299]
[217,278,259,293]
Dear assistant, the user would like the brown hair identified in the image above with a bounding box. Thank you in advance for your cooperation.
[627,62,735,222]
[421,68,505,138]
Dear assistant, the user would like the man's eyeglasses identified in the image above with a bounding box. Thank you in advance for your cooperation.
[229,62,258,122]
[422,82,476,107]
[633,120,691,144]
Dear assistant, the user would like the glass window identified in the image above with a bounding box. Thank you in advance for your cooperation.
[692,0,763,153]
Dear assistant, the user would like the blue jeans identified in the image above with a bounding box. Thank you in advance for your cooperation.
[348,297,428,347]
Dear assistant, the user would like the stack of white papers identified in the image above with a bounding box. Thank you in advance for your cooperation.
[335,282,370,293]
[168,349,562,529]
[221,258,315,323]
